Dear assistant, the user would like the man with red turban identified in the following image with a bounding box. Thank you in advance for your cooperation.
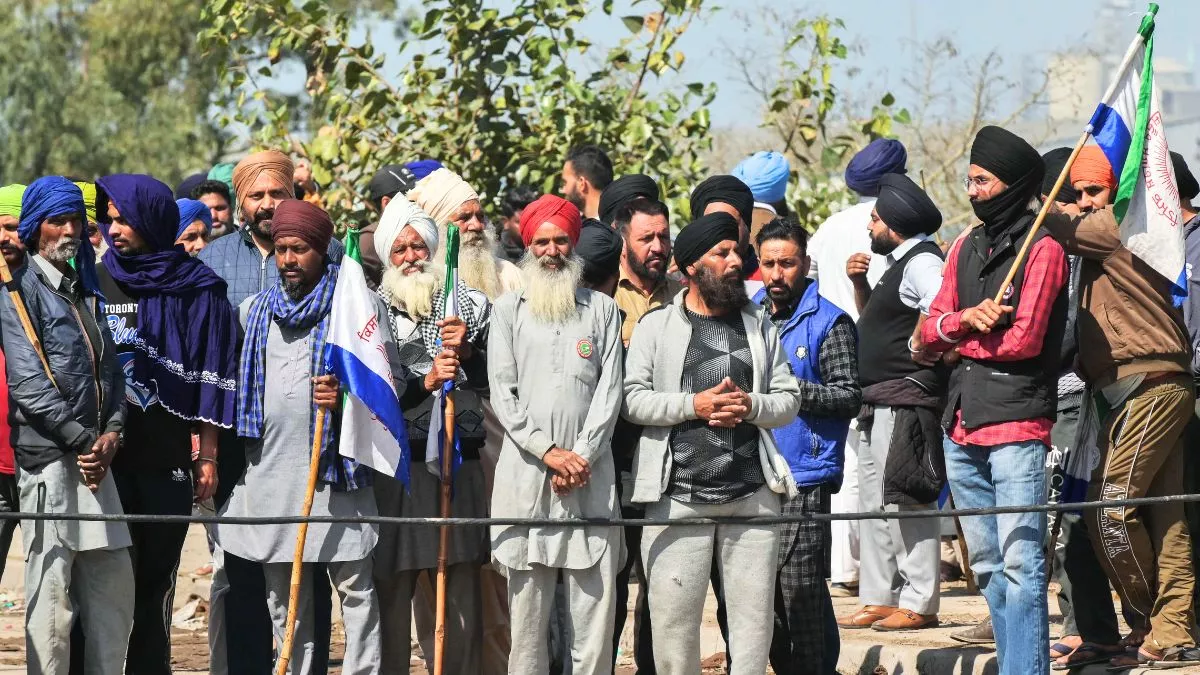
[1070,145,1118,212]
[487,193,624,673]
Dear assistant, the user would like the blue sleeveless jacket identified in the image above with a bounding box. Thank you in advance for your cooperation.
[757,280,853,488]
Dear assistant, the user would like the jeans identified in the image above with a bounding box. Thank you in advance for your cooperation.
[945,438,1049,675]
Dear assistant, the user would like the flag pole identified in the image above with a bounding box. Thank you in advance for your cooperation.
[433,224,461,675]
[275,407,327,675]
[991,6,1155,304]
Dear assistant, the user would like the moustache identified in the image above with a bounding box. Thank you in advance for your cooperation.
[253,208,275,223]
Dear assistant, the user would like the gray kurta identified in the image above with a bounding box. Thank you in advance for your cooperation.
[19,454,131,553]
[215,312,378,564]
[487,288,624,571]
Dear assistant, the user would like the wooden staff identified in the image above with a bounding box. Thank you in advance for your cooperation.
[275,407,327,675]
[433,390,455,675]
[0,256,55,386]
[991,20,1149,303]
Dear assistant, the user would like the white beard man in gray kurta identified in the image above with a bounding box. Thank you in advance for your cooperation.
[487,197,625,675]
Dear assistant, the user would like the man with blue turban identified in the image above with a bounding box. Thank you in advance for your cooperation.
[176,197,213,256]
[1,176,134,674]
[95,174,240,675]
[806,137,908,602]
[732,150,792,248]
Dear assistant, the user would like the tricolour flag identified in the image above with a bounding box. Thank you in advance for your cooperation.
[326,228,412,486]
[425,225,463,480]
[1087,2,1186,300]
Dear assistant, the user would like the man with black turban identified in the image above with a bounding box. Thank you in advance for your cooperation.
[624,212,801,674]
[575,220,623,295]
[690,175,764,297]
[838,173,946,634]
[1037,150,1198,669]
[598,173,658,227]
[1040,147,1081,211]
[919,125,1069,675]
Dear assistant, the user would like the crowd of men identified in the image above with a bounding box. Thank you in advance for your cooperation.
[0,122,1199,675]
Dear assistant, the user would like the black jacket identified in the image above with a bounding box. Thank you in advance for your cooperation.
[0,256,125,470]
[861,378,945,506]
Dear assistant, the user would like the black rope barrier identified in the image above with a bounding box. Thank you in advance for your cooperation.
[5,492,1200,526]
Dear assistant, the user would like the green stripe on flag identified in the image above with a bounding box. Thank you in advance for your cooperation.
[1113,29,1156,223]
[443,224,460,298]
[345,225,362,264]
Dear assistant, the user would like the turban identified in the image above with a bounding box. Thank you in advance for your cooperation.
[0,184,26,219]
[575,219,623,281]
[232,151,294,203]
[690,175,753,228]
[520,194,582,246]
[176,198,213,239]
[845,139,907,197]
[207,163,235,196]
[74,181,97,224]
[375,195,438,265]
[969,126,1045,233]
[1172,151,1199,201]
[876,174,942,238]
[176,172,208,200]
[598,174,659,225]
[405,159,444,181]
[271,199,334,255]
[96,174,181,253]
[19,176,101,295]
[732,151,791,203]
[368,164,418,206]
[1070,146,1117,190]
[1041,148,1081,205]
[407,168,479,226]
[673,212,739,273]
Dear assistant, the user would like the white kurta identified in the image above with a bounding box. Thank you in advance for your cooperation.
[487,288,624,571]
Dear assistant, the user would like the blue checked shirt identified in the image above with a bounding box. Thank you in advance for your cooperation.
[199,227,344,309]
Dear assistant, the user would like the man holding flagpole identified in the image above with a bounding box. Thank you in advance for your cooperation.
[215,199,389,675]
[371,195,492,675]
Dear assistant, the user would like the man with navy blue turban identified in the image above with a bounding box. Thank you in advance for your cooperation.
[2,176,134,674]
[96,174,240,675]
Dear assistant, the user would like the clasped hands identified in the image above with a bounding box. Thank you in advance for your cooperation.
[693,377,751,428]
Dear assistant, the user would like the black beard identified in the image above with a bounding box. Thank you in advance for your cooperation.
[249,209,274,239]
[625,241,665,284]
[869,233,898,255]
[692,264,747,314]
[282,278,307,301]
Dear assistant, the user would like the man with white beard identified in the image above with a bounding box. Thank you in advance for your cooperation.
[407,167,523,673]
[370,195,492,675]
[488,194,624,674]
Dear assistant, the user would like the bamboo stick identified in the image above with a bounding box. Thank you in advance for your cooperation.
[433,391,456,675]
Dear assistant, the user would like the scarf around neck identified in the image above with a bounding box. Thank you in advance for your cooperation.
[237,263,369,491]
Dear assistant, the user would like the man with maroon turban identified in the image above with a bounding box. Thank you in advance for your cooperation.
[487,194,624,673]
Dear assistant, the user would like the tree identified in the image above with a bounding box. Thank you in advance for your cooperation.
[202,0,716,228]
[0,0,231,184]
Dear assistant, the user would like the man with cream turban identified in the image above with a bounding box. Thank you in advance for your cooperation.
[407,167,522,300]
[407,167,522,674]
[1070,145,1118,213]
[371,195,492,675]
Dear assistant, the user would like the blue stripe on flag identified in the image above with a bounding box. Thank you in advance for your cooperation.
[327,343,412,481]
[1089,102,1133,179]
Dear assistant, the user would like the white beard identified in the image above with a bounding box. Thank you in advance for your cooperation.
[380,261,442,321]
[519,251,582,325]
[440,225,501,299]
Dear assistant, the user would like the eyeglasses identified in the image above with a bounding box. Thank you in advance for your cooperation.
[962,175,994,191]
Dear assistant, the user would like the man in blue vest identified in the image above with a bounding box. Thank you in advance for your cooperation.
[756,217,861,674]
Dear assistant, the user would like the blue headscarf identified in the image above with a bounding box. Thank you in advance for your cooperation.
[97,174,238,428]
[405,159,443,181]
[175,198,213,240]
[844,138,908,197]
[18,176,103,296]
[732,151,791,203]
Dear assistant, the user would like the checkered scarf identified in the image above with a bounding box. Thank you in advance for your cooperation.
[237,263,369,491]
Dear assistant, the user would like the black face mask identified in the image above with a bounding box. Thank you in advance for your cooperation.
[971,169,1041,240]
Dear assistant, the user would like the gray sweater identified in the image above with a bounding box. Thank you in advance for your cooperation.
[622,289,802,504]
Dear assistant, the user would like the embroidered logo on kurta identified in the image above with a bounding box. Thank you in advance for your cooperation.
[576,339,594,358]
[795,345,808,360]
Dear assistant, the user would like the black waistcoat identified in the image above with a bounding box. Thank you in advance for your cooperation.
[858,239,944,388]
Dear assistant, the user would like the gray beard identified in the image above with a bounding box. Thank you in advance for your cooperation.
[42,237,80,264]
[380,263,442,320]
[440,225,501,299]
[518,251,582,325]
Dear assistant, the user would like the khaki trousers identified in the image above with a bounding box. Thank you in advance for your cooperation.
[1089,374,1197,651]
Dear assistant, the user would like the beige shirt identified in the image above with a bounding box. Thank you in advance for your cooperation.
[613,268,681,346]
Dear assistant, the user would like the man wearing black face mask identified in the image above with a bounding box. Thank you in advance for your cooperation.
[919,126,1069,675]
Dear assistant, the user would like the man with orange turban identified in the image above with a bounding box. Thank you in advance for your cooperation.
[487,193,624,674]
[1070,145,1118,212]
